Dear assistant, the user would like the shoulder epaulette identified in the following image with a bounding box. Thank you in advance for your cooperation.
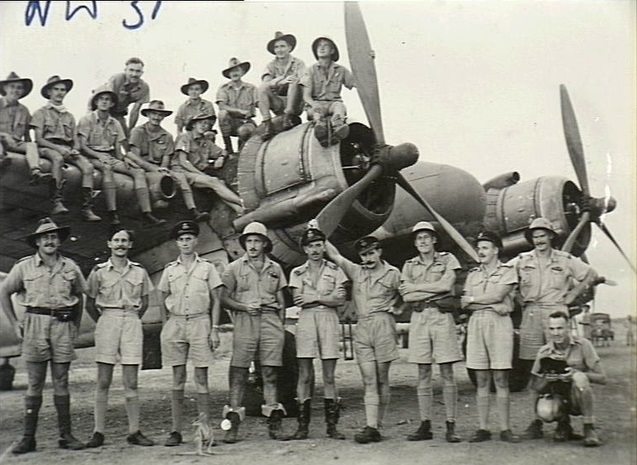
[95,261,109,269]
[129,261,143,267]
[15,255,32,264]
[164,260,178,269]
[469,266,480,273]
[325,261,338,270]
[553,250,571,259]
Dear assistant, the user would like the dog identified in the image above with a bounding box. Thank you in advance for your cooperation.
[192,412,216,456]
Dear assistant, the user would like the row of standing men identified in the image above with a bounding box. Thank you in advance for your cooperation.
[0,213,605,455]
[0,31,355,224]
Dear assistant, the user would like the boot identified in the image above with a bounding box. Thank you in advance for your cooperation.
[108,211,121,226]
[407,420,433,441]
[50,179,69,215]
[354,426,381,444]
[13,396,41,455]
[223,136,234,154]
[268,409,291,441]
[29,167,53,186]
[583,424,601,447]
[331,122,350,145]
[324,398,346,440]
[190,208,210,222]
[81,187,101,221]
[314,121,329,148]
[223,411,241,444]
[282,113,300,131]
[261,119,275,141]
[55,395,85,450]
[445,421,462,443]
[554,416,583,442]
[293,399,311,440]
[142,212,166,226]
[523,419,544,439]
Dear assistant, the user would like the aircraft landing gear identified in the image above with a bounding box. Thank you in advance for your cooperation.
[0,358,16,391]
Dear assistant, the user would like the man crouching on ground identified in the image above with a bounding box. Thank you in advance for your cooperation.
[527,311,605,447]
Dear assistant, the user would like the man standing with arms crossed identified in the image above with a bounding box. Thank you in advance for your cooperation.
[461,231,520,443]
[288,226,348,440]
[220,222,289,442]
[0,218,86,454]
[323,230,401,444]
[84,228,155,448]
[158,221,223,447]
[510,217,597,439]
[399,221,463,443]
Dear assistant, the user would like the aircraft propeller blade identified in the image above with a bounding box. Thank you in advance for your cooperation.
[345,2,385,145]
[561,211,590,254]
[395,174,480,263]
[315,164,383,238]
[595,221,637,273]
[560,84,590,197]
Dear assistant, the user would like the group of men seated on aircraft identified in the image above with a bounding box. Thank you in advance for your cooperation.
[0,31,355,225]
[1,214,605,455]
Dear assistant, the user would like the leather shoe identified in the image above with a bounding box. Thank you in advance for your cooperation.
[12,437,36,454]
[164,431,182,447]
[523,419,544,439]
[86,431,105,448]
[407,420,433,441]
[500,429,521,443]
[469,429,492,443]
[126,430,154,446]
[59,432,85,450]
[354,426,381,444]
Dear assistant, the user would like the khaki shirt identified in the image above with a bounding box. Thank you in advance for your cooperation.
[338,259,400,317]
[2,253,86,308]
[222,254,287,309]
[106,73,150,115]
[216,81,258,116]
[463,261,517,315]
[157,254,222,316]
[175,98,216,129]
[129,122,175,165]
[531,336,601,376]
[31,104,76,144]
[173,131,223,170]
[86,258,153,310]
[0,97,31,142]
[288,259,347,306]
[509,249,591,305]
[300,62,355,101]
[400,252,461,302]
[262,56,306,94]
[77,111,126,151]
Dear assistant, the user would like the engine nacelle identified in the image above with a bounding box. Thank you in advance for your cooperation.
[484,176,590,258]
[235,123,395,267]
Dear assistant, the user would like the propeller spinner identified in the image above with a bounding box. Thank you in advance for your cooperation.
[559,85,635,273]
[315,2,480,263]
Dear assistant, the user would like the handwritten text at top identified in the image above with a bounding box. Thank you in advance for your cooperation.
[24,1,163,30]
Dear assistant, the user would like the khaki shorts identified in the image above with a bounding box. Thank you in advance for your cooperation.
[161,313,214,368]
[22,313,76,363]
[231,312,284,368]
[466,310,513,370]
[296,307,340,360]
[519,304,568,360]
[408,307,462,365]
[95,309,142,365]
[354,312,399,364]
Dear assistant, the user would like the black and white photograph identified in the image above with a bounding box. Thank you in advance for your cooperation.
[1,1,635,464]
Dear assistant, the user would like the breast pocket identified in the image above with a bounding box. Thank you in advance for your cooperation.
[62,120,74,139]
[548,265,568,290]
[428,263,446,280]
[23,270,46,300]
[54,270,77,297]
[124,274,143,300]
[320,274,336,295]
[264,271,280,294]
[237,271,252,293]
[520,265,536,287]
[378,276,397,298]
[190,268,212,294]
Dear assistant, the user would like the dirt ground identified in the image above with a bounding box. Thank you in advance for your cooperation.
[1,328,635,465]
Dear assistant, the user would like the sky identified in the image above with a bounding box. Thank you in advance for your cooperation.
[1,0,635,316]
